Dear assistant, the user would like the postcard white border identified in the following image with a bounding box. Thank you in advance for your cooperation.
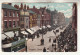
[0,0,80,55]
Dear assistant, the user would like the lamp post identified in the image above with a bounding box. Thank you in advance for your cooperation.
[42,14,44,39]
[25,38,28,52]
[40,9,44,45]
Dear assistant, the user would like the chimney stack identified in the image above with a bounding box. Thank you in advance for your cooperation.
[20,3,23,10]
[24,4,26,9]
[27,6,29,10]
[33,6,35,9]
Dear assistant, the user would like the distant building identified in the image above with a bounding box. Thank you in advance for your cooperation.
[27,6,51,27]
[27,10,36,28]
[52,9,65,26]
[39,7,51,27]
[27,6,41,27]
[2,3,20,31]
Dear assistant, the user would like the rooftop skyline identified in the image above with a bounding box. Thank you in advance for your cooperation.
[12,3,73,18]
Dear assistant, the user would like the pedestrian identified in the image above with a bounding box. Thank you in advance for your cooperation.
[65,47,68,52]
[54,43,56,51]
[49,38,51,42]
[43,47,46,52]
[53,39,56,43]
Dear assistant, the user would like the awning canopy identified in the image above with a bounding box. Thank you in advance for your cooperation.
[30,26,40,32]
[21,31,28,35]
[26,29,34,34]
[2,34,7,40]
[5,31,14,38]
[2,31,19,40]
[47,25,51,28]
[30,28,36,33]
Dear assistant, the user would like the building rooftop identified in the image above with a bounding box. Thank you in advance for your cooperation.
[2,4,18,10]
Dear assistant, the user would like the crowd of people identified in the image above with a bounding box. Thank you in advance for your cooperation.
[57,24,77,52]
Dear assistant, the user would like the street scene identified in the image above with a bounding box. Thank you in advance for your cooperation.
[1,3,77,52]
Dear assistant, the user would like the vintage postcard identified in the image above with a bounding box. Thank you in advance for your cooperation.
[1,2,77,52]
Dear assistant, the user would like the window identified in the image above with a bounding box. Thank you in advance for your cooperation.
[13,21,15,27]
[13,12,15,17]
[4,11,7,17]
[4,21,8,28]
[9,11,12,17]
[9,21,12,27]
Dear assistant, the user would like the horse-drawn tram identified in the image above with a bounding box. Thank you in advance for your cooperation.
[2,31,27,52]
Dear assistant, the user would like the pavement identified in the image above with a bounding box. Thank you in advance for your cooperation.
[26,26,67,52]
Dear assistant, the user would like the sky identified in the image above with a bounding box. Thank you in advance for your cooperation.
[12,3,73,18]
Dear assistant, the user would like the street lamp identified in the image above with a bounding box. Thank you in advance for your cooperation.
[42,14,44,39]
[40,10,44,45]
[25,38,28,52]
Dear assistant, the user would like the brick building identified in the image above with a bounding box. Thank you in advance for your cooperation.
[72,3,77,51]
[27,6,38,28]
[27,6,51,27]
[2,4,20,31]
[39,7,51,26]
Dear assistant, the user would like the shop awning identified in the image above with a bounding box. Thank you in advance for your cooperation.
[4,31,14,38]
[30,28,36,33]
[47,25,51,28]
[21,31,28,35]
[26,29,34,34]
[30,26,40,32]
[2,34,7,40]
